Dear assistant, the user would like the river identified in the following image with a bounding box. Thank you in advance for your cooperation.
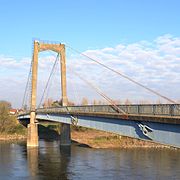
[0,140,179,180]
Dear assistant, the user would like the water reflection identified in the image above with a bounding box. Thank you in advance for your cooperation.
[26,141,71,179]
[27,147,39,177]
[0,140,180,180]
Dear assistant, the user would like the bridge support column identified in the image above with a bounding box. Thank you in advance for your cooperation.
[27,112,39,147]
[60,123,71,146]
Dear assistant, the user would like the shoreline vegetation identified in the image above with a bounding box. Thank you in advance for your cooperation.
[0,101,27,141]
[0,134,26,141]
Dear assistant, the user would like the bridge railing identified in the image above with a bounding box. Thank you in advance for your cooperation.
[36,104,180,117]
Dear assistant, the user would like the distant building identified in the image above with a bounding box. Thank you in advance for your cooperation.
[9,109,18,115]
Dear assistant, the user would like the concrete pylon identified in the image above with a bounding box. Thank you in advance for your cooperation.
[59,45,68,107]
[27,41,39,147]
[27,40,69,147]
[59,50,71,146]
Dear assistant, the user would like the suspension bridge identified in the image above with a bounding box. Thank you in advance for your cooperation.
[18,40,180,148]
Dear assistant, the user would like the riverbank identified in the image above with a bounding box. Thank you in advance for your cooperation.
[0,125,173,149]
[0,122,27,141]
[71,128,171,149]
[0,134,27,141]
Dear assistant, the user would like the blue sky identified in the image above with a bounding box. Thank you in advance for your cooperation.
[0,0,180,107]
[0,0,179,57]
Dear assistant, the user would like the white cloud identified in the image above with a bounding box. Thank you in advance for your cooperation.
[0,34,180,107]
[67,34,180,103]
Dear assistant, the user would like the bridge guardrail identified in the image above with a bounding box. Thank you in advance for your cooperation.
[33,104,180,117]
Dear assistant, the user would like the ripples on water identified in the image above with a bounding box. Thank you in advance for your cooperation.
[0,140,179,180]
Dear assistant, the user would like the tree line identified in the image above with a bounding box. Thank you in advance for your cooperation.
[0,101,25,134]
[42,97,134,108]
[42,97,178,108]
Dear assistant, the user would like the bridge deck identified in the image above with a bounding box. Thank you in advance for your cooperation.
[18,104,180,148]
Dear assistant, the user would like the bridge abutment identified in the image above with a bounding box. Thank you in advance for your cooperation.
[60,123,71,146]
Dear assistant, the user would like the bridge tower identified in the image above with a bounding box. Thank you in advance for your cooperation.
[27,40,70,147]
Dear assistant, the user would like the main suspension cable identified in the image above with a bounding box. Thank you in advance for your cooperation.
[66,45,178,104]
[21,59,33,110]
[68,66,127,115]
[44,56,59,102]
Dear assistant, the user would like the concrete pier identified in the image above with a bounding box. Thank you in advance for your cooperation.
[27,111,38,147]
[27,123,39,147]
[60,123,71,146]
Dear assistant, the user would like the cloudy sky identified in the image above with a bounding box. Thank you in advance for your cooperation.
[0,1,179,107]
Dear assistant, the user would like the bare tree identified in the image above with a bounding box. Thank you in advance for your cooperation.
[93,99,97,105]
[51,98,75,107]
[81,97,88,105]
[124,99,131,105]
[43,98,53,108]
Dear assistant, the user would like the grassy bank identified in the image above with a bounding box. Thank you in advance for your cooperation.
[71,127,170,149]
[0,122,27,140]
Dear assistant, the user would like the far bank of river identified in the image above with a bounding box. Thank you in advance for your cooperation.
[71,129,172,149]
[0,126,174,149]
[0,134,26,141]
